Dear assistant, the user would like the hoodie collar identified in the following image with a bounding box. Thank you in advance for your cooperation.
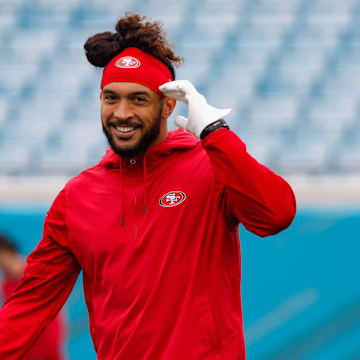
[99,128,199,169]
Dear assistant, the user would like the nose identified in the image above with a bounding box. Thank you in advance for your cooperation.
[113,100,135,120]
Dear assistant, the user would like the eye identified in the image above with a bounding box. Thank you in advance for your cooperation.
[133,96,147,104]
[104,94,116,102]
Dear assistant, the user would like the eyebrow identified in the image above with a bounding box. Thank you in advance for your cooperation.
[130,91,151,97]
[102,89,150,97]
[102,89,116,94]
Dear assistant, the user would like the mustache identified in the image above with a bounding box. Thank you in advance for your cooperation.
[108,118,143,128]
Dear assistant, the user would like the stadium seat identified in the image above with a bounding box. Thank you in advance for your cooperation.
[1,0,360,174]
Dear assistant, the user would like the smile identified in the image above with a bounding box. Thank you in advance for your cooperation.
[111,124,142,139]
[116,125,137,133]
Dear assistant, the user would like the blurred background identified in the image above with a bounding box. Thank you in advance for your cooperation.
[0,0,359,359]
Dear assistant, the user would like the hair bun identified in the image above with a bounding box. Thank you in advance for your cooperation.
[84,31,122,68]
[84,12,182,78]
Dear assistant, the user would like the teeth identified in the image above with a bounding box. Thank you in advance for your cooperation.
[116,126,136,133]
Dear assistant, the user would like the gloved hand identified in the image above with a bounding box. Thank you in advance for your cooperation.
[159,80,231,139]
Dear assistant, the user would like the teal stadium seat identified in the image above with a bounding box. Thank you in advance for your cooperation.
[0,0,360,175]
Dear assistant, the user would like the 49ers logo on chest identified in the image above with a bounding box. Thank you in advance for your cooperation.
[115,56,141,68]
[159,191,186,207]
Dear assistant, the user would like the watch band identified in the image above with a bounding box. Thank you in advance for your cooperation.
[200,119,229,140]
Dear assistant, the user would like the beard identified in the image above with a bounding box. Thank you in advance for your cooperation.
[102,106,163,158]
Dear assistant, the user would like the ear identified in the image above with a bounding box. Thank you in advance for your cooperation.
[161,97,177,119]
[99,90,103,101]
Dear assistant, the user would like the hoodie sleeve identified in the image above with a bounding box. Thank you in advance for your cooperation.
[202,129,296,237]
[0,188,81,359]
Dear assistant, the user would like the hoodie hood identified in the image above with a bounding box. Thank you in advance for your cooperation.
[99,128,199,168]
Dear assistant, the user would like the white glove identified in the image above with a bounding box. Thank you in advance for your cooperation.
[159,80,231,139]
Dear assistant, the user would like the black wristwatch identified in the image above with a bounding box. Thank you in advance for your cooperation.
[200,119,229,140]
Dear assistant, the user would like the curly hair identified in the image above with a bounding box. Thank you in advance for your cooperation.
[84,12,183,79]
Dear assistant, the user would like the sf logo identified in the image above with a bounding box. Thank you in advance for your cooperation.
[159,191,186,207]
[115,56,141,68]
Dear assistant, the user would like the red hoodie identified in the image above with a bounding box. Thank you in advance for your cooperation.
[0,128,296,359]
[1,278,66,360]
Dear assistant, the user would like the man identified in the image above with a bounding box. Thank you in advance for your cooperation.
[0,13,296,359]
[0,233,66,360]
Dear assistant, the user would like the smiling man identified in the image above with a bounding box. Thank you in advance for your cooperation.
[0,13,296,360]
[101,82,172,157]
[99,46,176,158]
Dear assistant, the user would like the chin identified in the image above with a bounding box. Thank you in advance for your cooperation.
[103,121,161,158]
[111,141,144,158]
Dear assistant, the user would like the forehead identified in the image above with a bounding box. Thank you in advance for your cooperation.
[103,82,157,96]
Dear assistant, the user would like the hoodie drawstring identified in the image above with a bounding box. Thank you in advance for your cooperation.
[143,152,147,214]
[120,158,124,226]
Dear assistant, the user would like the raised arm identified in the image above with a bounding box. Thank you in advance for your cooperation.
[202,128,296,236]
[0,189,81,359]
[160,80,296,237]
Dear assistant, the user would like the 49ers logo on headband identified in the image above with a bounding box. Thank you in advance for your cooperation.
[159,191,186,208]
[101,48,173,95]
[115,56,141,68]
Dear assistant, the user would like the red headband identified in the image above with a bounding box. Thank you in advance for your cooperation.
[101,47,173,96]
